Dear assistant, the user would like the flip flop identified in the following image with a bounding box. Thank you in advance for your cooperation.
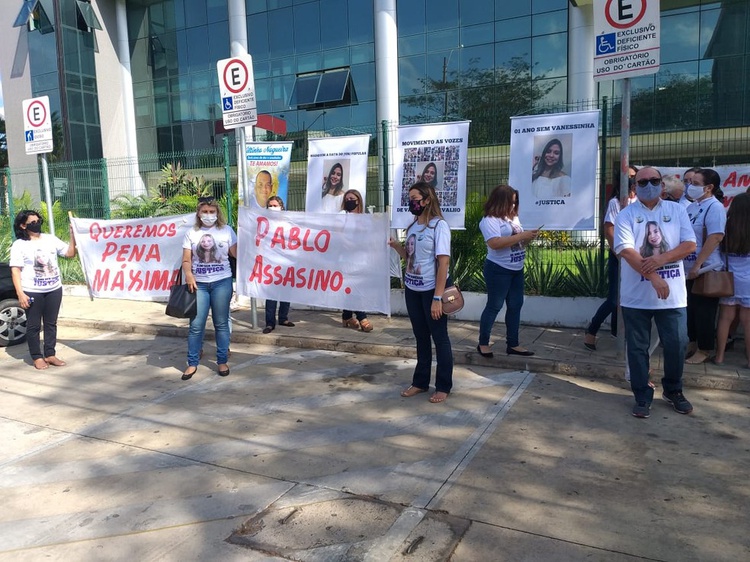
[45,356,66,366]
[400,386,427,397]
[429,392,449,403]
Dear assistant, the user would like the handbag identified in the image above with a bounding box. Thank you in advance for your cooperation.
[691,209,734,298]
[691,270,734,298]
[441,284,465,315]
[165,270,197,319]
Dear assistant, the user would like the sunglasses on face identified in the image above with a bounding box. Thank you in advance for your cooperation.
[636,178,662,187]
[198,196,215,204]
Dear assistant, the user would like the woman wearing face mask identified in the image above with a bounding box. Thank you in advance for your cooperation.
[583,165,638,350]
[263,196,295,334]
[339,189,373,332]
[531,138,571,199]
[180,196,237,380]
[10,210,77,370]
[684,168,726,364]
[388,182,453,403]
[321,162,345,213]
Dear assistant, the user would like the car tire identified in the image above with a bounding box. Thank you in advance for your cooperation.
[0,298,28,347]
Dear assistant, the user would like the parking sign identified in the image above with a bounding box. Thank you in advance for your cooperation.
[22,96,54,155]
[217,55,257,129]
[593,0,660,81]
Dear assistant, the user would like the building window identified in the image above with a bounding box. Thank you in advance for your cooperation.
[289,68,358,109]
[13,0,54,34]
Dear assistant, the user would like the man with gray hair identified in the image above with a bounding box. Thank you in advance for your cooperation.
[615,166,697,418]
[662,174,691,209]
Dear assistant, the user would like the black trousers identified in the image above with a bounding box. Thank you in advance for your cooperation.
[25,288,63,360]
[686,279,719,350]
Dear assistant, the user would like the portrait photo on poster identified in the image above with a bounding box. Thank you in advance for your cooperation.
[400,144,461,208]
[317,159,350,213]
[253,169,277,207]
[531,134,572,199]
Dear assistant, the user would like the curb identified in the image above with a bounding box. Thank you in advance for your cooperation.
[63,318,750,392]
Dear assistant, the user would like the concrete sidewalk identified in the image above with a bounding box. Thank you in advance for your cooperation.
[58,294,749,392]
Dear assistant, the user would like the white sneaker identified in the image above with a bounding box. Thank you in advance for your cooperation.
[229,292,240,312]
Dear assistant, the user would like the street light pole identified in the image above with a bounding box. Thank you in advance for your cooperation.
[442,45,462,121]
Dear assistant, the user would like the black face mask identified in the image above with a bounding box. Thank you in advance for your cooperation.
[409,199,425,216]
[344,199,358,212]
[25,221,43,234]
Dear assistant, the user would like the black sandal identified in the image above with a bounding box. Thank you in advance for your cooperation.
[181,366,197,380]
[279,320,295,327]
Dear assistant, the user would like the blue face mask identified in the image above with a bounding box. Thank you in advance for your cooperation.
[636,184,662,202]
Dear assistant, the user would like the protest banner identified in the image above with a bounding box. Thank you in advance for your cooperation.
[392,121,469,229]
[509,110,599,230]
[246,142,293,208]
[236,205,390,313]
[305,135,370,213]
[72,214,194,300]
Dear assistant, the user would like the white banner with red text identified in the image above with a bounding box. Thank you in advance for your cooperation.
[391,121,470,229]
[71,214,194,300]
[236,205,390,313]
[305,135,370,214]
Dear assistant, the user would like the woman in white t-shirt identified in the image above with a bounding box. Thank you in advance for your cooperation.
[320,162,345,213]
[9,210,77,370]
[180,196,237,380]
[715,192,750,368]
[389,181,453,403]
[684,168,726,364]
[476,186,539,358]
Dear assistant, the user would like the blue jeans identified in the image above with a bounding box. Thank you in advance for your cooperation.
[479,260,524,348]
[587,252,619,337]
[404,287,453,393]
[622,306,687,404]
[187,276,232,367]
[265,300,290,327]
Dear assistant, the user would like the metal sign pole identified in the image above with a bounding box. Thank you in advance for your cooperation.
[617,77,632,361]
[40,154,55,235]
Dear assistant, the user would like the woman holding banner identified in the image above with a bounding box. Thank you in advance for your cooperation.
[476,186,539,358]
[389,181,453,403]
[340,189,373,332]
[263,196,295,334]
[321,162,345,213]
[10,210,77,370]
[181,196,237,380]
[531,138,571,198]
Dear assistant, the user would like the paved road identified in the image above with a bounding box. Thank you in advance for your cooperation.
[1,326,749,561]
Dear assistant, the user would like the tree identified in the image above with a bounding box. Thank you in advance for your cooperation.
[403,57,560,146]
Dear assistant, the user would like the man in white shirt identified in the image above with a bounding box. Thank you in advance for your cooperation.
[614,167,697,418]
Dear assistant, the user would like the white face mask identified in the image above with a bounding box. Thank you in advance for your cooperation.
[200,213,218,226]
[267,206,281,212]
[686,184,705,200]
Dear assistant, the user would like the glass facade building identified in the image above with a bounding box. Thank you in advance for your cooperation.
[6,0,750,161]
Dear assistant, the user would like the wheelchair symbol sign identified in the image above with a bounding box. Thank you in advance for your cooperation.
[223,97,234,111]
[596,33,617,55]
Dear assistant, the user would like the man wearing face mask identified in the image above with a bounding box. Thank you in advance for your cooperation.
[614,167,697,418]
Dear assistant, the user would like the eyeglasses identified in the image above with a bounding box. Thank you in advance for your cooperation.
[636,178,662,187]
[198,196,215,204]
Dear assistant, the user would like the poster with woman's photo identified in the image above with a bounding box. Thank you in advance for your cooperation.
[305,135,370,214]
[246,142,293,208]
[392,121,470,229]
[508,110,599,230]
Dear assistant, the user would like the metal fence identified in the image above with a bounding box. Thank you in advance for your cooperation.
[3,96,749,295]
